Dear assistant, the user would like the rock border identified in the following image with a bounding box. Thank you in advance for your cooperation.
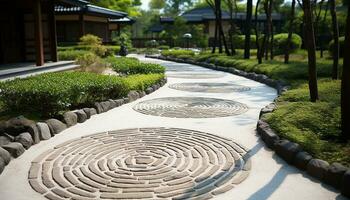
[146,54,350,197]
[0,78,167,176]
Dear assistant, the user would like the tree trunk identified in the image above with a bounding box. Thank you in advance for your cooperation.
[341,4,350,141]
[244,0,253,59]
[303,0,319,102]
[264,0,270,60]
[320,1,329,58]
[285,0,296,64]
[255,0,262,64]
[330,0,339,80]
[216,0,230,55]
[269,0,274,60]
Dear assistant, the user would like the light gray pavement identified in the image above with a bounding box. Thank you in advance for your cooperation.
[0,55,346,200]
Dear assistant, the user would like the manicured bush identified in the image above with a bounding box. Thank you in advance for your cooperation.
[0,72,127,116]
[58,50,90,61]
[329,36,345,58]
[232,35,257,49]
[79,34,102,46]
[0,72,165,117]
[105,46,121,56]
[76,53,107,74]
[107,57,165,75]
[273,33,302,55]
[159,45,170,50]
[161,50,195,58]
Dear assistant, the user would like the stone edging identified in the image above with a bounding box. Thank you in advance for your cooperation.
[0,78,167,176]
[146,55,350,197]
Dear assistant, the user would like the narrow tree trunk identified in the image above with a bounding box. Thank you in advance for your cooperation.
[285,0,296,64]
[264,0,270,60]
[268,0,274,60]
[244,0,253,59]
[303,0,319,102]
[341,4,350,141]
[216,0,230,55]
[212,22,218,53]
[330,0,339,80]
[255,0,262,64]
[320,1,329,58]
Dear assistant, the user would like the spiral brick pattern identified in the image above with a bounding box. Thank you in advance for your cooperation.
[169,83,251,93]
[133,97,248,118]
[28,127,251,200]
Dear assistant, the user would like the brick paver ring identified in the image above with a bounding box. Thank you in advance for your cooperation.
[28,127,251,200]
[133,97,249,118]
[169,83,251,93]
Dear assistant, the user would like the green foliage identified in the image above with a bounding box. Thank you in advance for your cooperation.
[79,34,102,46]
[161,49,195,58]
[105,46,121,56]
[106,57,165,75]
[232,35,257,49]
[0,72,165,117]
[159,45,170,50]
[329,36,345,58]
[273,33,302,55]
[58,50,90,61]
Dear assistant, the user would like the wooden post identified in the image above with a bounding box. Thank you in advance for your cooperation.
[34,0,44,66]
[79,14,85,38]
[48,0,57,62]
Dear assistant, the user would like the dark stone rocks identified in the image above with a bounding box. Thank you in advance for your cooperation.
[259,103,276,118]
[0,147,11,165]
[15,132,33,149]
[36,123,51,140]
[2,142,25,158]
[46,119,67,135]
[90,108,97,116]
[82,108,91,119]
[256,120,279,149]
[108,100,117,109]
[307,159,330,180]
[139,91,146,98]
[123,97,130,103]
[275,140,302,164]
[62,111,78,127]
[4,116,35,136]
[115,99,124,107]
[341,170,350,197]
[152,84,158,91]
[0,134,13,146]
[94,102,104,114]
[294,151,313,170]
[324,163,348,189]
[28,124,40,144]
[145,87,154,94]
[100,101,111,112]
[128,91,140,102]
[0,157,5,174]
[74,110,87,123]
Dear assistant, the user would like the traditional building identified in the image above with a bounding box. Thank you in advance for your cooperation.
[55,3,132,44]
[160,7,284,46]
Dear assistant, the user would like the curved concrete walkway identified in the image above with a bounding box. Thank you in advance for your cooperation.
[0,55,346,200]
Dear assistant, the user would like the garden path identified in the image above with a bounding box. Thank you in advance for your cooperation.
[0,55,346,200]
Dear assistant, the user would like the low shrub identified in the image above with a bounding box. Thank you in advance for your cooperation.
[161,50,195,58]
[76,53,107,74]
[105,46,121,56]
[58,50,90,61]
[273,33,302,55]
[79,34,102,46]
[232,35,257,49]
[0,72,165,117]
[159,45,170,50]
[107,57,165,75]
[329,36,345,58]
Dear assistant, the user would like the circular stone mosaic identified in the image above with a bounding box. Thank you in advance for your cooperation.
[166,72,225,79]
[169,83,251,93]
[28,127,251,200]
[133,97,248,118]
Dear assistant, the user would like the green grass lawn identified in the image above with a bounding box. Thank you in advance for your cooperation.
[164,49,349,166]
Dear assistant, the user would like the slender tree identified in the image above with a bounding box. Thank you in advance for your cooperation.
[225,0,237,55]
[268,0,274,60]
[264,0,271,60]
[302,0,319,102]
[285,0,296,63]
[244,0,253,59]
[255,0,263,64]
[341,2,350,140]
[330,0,339,79]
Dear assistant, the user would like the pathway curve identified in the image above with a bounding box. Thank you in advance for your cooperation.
[0,55,345,200]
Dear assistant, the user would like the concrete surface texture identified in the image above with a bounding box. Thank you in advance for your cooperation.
[0,55,345,200]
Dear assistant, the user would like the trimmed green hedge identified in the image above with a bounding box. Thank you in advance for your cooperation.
[107,57,165,75]
[0,72,164,116]
[58,50,90,61]
[273,33,302,55]
[329,36,345,58]
[232,35,257,49]
[161,50,195,59]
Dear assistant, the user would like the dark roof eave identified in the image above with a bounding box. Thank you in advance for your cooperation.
[58,0,89,7]
[86,5,127,19]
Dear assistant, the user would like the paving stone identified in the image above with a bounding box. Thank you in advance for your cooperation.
[294,151,313,170]
[4,116,35,136]
[29,179,47,194]
[307,159,330,180]
[36,123,51,140]
[14,132,33,149]
[82,108,91,119]
[2,142,25,158]
[275,139,302,164]
[62,111,78,127]
[75,110,87,123]
[27,128,249,199]
[90,108,97,116]
[46,119,67,135]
